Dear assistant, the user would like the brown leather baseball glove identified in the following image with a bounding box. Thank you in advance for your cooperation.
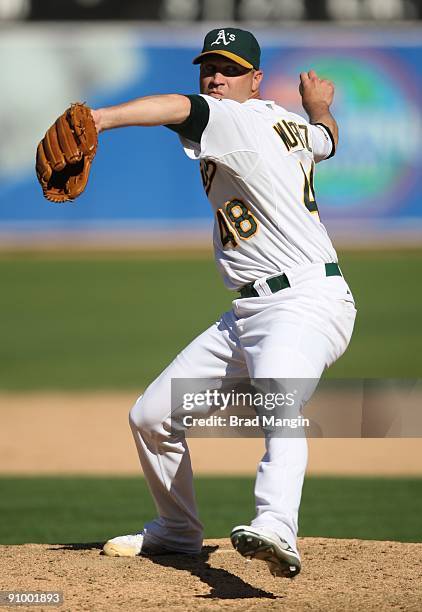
[36,103,98,203]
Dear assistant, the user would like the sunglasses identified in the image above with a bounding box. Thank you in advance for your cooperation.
[200,63,253,78]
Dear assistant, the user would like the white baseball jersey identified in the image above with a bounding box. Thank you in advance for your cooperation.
[180,95,337,290]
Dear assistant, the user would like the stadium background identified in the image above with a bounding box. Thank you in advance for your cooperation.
[0,0,421,555]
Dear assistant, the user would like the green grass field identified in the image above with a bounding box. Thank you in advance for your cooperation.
[0,249,421,390]
[0,476,421,544]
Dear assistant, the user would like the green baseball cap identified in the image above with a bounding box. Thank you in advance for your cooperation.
[193,28,261,70]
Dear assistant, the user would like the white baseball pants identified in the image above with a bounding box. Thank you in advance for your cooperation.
[129,265,356,555]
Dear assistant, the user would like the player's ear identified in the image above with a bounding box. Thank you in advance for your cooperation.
[252,70,264,93]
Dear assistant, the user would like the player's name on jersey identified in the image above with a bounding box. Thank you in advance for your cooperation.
[182,414,310,429]
[273,119,313,154]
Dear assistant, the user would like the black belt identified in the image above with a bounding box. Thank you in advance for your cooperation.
[239,263,342,298]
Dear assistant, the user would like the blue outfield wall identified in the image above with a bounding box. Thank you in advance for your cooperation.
[0,25,421,238]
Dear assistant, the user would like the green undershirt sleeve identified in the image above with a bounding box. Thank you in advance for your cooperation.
[165,95,210,144]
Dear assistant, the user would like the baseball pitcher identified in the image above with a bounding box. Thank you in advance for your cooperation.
[75,28,357,577]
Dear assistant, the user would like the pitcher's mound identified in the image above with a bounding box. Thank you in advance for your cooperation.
[1,538,421,611]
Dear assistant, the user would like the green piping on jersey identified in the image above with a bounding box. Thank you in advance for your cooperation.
[166,95,210,144]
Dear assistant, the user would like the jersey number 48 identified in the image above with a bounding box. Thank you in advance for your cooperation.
[216,199,258,248]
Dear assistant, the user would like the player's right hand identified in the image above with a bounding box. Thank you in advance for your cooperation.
[90,108,102,134]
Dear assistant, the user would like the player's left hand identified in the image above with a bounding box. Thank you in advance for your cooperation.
[299,70,334,114]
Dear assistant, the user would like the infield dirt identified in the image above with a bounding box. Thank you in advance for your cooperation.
[1,393,422,610]
[1,538,421,611]
[1,392,421,475]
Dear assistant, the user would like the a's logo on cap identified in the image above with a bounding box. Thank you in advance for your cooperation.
[210,29,236,47]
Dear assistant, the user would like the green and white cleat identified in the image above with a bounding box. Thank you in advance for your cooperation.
[102,532,193,557]
[230,525,301,578]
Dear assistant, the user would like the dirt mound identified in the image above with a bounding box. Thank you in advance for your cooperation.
[0,538,420,611]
